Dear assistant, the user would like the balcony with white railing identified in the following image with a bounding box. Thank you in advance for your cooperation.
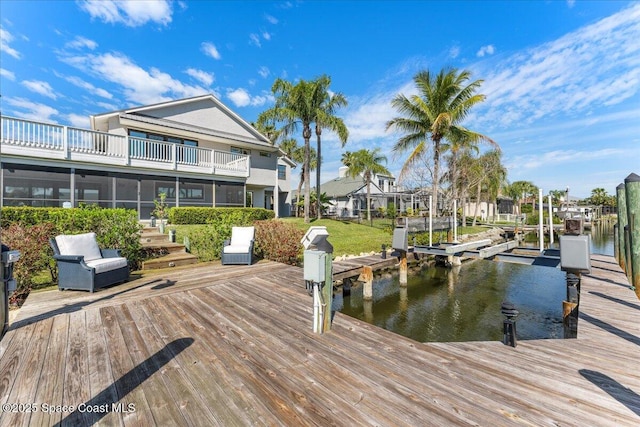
[0,116,249,177]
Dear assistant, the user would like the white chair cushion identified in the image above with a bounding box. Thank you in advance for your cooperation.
[55,232,103,262]
[86,257,128,274]
[223,244,251,254]
[230,226,254,247]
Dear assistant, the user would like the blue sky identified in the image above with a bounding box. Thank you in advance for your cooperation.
[1,0,638,198]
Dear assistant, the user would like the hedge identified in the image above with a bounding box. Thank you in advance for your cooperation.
[1,206,143,269]
[168,207,274,224]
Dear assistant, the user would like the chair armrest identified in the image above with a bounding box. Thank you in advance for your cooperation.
[53,254,85,262]
[101,248,122,258]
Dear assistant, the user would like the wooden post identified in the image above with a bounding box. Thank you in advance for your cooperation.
[563,272,580,338]
[616,183,628,272]
[322,253,333,332]
[361,265,374,300]
[399,250,408,285]
[624,173,640,293]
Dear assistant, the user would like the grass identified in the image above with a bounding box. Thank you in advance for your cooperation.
[169,218,495,258]
[280,217,393,256]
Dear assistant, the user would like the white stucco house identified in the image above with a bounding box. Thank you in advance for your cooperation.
[0,94,294,218]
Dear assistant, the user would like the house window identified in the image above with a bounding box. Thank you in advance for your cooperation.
[128,130,198,147]
[231,146,250,155]
[260,151,272,157]
[278,165,286,180]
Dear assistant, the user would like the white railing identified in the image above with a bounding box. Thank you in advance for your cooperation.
[67,127,128,158]
[1,115,249,176]
[0,116,65,151]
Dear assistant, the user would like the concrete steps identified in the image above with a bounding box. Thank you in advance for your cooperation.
[140,226,198,270]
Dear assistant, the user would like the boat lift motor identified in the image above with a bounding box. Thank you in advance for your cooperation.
[301,227,333,334]
[1,244,20,339]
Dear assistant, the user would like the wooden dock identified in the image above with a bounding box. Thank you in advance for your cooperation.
[1,255,639,426]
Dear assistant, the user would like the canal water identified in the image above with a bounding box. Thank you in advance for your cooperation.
[338,222,615,343]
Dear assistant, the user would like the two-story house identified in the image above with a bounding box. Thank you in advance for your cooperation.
[1,94,293,219]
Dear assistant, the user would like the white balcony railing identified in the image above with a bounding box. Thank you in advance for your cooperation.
[0,116,249,177]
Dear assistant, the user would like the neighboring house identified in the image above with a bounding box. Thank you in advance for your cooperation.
[0,94,294,218]
[317,167,397,217]
[463,197,514,220]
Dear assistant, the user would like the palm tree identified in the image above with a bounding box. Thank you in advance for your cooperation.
[470,150,506,225]
[280,138,317,217]
[386,68,495,215]
[313,75,348,220]
[252,121,280,144]
[258,78,317,222]
[342,148,390,223]
[507,181,538,215]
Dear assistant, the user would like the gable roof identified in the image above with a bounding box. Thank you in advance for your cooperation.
[90,94,272,148]
[319,175,383,198]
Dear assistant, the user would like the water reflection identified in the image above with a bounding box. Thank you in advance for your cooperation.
[338,221,615,343]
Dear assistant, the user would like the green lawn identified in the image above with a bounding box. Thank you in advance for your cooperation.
[170,218,492,258]
[279,217,393,257]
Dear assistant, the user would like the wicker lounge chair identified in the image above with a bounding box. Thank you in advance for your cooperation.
[221,226,255,265]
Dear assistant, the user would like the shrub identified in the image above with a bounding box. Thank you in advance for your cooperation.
[186,211,256,261]
[169,207,274,225]
[254,220,304,265]
[1,206,143,269]
[2,222,56,298]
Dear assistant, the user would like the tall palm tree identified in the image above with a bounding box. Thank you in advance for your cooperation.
[258,78,317,222]
[312,75,349,220]
[279,138,317,217]
[386,68,495,215]
[342,148,390,223]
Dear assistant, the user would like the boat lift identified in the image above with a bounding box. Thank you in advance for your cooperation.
[412,240,562,268]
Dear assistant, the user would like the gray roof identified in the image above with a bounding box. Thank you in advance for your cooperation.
[319,175,382,198]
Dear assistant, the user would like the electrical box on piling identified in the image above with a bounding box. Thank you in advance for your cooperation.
[301,227,333,334]
[560,235,591,274]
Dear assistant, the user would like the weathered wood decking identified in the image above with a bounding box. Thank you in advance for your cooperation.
[1,255,639,426]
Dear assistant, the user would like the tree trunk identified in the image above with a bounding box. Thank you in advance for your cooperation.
[432,138,441,215]
[296,171,304,217]
[472,180,482,226]
[303,124,311,223]
[316,126,322,220]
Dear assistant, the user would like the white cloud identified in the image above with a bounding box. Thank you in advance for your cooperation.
[226,88,271,107]
[60,52,210,105]
[567,0,576,8]
[227,88,251,107]
[65,36,98,50]
[0,27,21,59]
[476,44,495,57]
[185,68,214,86]
[262,31,271,41]
[249,33,261,47]
[258,66,270,78]
[449,45,460,59]
[507,148,626,171]
[201,42,221,60]
[78,0,172,27]
[4,97,58,122]
[473,3,640,130]
[1,68,15,80]
[265,14,278,24]
[65,75,113,99]
[22,80,57,99]
[66,113,90,128]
